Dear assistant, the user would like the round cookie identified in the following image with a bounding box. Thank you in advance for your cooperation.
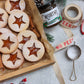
[2,49,24,69]
[8,10,29,32]
[0,8,8,28]
[23,40,45,62]
[0,33,19,54]
[5,0,25,14]
[18,30,37,50]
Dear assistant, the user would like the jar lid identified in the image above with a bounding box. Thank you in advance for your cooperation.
[34,0,52,8]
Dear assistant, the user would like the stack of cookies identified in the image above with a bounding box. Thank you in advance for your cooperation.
[0,0,45,70]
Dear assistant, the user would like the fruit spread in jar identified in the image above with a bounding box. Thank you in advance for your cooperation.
[34,0,62,28]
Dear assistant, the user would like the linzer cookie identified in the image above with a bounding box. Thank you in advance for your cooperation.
[18,30,37,50]
[0,8,8,28]
[2,49,24,69]
[5,0,25,14]
[8,10,29,32]
[0,33,18,54]
[23,40,45,62]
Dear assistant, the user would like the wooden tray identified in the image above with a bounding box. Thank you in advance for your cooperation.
[0,0,55,82]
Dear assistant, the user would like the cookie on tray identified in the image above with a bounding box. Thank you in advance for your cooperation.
[0,33,18,54]
[2,49,24,69]
[8,10,29,32]
[5,0,25,14]
[18,30,37,50]
[0,8,8,28]
[23,40,45,62]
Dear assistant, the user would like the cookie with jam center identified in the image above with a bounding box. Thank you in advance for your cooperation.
[5,0,25,14]
[0,8,8,28]
[0,33,19,54]
[8,10,29,32]
[23,40,45,62]
[2,49,24,69]
[18,30,37,50]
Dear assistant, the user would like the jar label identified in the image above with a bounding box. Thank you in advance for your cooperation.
[41,7,62,27]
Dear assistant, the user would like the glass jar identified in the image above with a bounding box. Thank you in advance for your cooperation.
[34,0,62,28]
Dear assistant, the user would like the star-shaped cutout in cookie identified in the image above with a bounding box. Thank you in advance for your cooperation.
[27,43,40,57]
[7,52,20,65]
[20,35,31,44]
[0,13,4,21]
[2,37,14,50]
[13,16,25,28]
[10,0,21,11]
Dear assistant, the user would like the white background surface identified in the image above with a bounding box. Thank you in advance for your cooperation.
[1,0,84,84]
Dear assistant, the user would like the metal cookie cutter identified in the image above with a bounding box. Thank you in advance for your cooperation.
[66,42,81,81]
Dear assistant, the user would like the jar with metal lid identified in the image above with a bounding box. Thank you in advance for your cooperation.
[34,0,62,28]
